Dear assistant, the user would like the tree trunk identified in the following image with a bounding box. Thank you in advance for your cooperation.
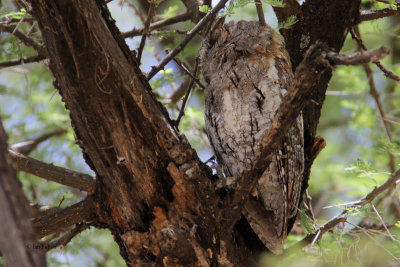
[25,0,360,265]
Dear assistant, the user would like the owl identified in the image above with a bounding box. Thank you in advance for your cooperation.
[199,19,304,253]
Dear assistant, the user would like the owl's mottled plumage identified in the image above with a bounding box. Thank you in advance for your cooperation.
[200,20,304,253]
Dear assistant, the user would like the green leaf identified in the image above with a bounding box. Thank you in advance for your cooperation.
[0,8,26,20]
[278,15,298,29]
[159,5,179,19]
[298,209,316,234]
[262,0,285,7]
[199,5,211,13]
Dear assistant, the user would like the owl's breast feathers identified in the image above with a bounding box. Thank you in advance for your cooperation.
[200,20,304,253]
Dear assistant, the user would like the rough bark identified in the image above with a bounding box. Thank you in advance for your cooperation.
[27,0,224,265]
[22,0,362,265]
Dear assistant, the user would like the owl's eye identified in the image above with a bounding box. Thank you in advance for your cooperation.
[204,75,210,84]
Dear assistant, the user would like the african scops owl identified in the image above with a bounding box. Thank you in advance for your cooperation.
[199,20,304,253]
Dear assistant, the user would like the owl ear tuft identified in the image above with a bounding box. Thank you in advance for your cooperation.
[207,17,226,45]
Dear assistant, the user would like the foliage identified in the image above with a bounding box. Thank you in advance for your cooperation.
[278,15,298,29]
[224,0,284,17]
[0,0,399,266]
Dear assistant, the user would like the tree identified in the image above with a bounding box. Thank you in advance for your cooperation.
[0,0,399,266]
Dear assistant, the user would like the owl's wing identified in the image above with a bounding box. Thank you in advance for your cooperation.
[244,121,304,254]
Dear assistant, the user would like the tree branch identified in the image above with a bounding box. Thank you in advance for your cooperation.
[172,57,205,89]
[137,3,155,64]
[11,128,66,155]
[255,0,267,26]
[32,196,96,238]
[0,54,46,69]
[122,12,191,38]
[9,149,96,193]
[174,58,199,126]
[0,24,46,55]
[375,61,400,82]
[326,46,390,65]
[358,7,400,22]
[146,0,230,80]
[42,223,90,251]
[29,204,61,218]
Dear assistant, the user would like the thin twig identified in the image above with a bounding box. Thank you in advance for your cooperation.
[375,61,400,82]
[255,0,267,26]
[11,13,26,35]
[351,27,396,173]
[0,54,46,68]
[146,0,230,80]
[172,57,205,89]
[284,217,347,255]
[175,58,200,126]
[302,189,317,225]
[11,128,66,155]
[122,12,191,38]
[136,29,188,36]
[384,118,400,127]
[126,1,147,22]
[323,200,362,209]
[43,223,90,251]
[311,229,321,246]
[137,3,156,64]
[370,203,396,241]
